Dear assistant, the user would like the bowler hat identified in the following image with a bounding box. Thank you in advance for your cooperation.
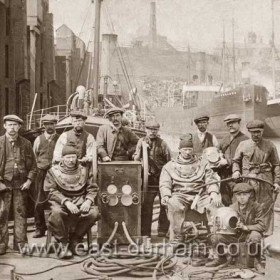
[3,115,23,125]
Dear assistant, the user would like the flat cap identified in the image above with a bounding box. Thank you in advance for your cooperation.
[3,114,23,125]
[246,120,264,131]
[145,119,160,129]
[224,114,241,123]
[233,182,253,194]
[193,113,210,124]
[179,133,193,149]
[104,107,125,118]
[41,114,58,123]
[70,111,87,120]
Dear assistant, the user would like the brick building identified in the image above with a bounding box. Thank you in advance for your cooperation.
[0,0,57,132]
[0,0,29,124]
[55,24,91,104]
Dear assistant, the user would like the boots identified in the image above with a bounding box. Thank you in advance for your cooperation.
[206,256,227,267]
[57,243,73,259]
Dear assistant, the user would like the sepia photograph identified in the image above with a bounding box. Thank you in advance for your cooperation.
[1,0,280,279]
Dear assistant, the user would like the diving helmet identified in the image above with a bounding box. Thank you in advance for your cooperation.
[213,207,239,235]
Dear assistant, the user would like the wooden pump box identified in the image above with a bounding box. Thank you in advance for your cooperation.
[97,161,142,245]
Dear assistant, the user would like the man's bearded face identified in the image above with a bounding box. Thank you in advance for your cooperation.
[180,148,194,160]
[44,122,56,134]
[226,121,240,134]
[4,121,21,136]
[196,120,208,132]
[146,128,159,139]
[109,112,122,128]
[249,129,263,143]
[72,117,85,132]
[63,154,78,168]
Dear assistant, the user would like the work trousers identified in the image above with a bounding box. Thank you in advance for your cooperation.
[34,168,48,231]
[210,231,263,259]
[141,186,169,236]
[167,192,218,242]
[0,186,28,253]
[48,201,99,244]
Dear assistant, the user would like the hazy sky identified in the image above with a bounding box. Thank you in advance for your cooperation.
[49,0,280,51]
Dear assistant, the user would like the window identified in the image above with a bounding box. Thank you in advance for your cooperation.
[5,45,9,78]
[5,88,9,115]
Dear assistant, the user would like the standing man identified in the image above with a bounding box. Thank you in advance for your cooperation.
[232,120,280,236]
[53,111,95,163]
[133,119,171,237]
[218,114,249,205]
[0,115,37,254]
[160,134,222,244]
[33,114,59,238]
[192,113,219,156]
[96,107,139,161]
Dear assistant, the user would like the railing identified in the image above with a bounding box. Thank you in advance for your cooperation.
[26,105,68,130]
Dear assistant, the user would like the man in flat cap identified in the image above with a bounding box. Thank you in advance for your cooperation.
[192,113,219,156]
[0,115,37,254]
[32,114,59,238]
[44,144,99,259]
[218,114,249,205]
[53,111,95,163]
[232,120,280,236]
[207,183,265,273]
[133,119,171,237]
[96,107,139,161]
[160,134,222,245]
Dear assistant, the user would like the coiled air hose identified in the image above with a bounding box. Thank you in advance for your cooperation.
[81,254,176,278]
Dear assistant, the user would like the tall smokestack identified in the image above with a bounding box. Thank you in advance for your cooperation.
[149,1,157,49]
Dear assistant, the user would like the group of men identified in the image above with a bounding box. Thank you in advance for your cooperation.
[0,107,279,267]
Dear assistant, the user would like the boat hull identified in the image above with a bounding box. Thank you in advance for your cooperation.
[155,85,280,142]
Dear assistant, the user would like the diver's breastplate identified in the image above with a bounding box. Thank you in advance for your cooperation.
[173,160,200,179]
[50,165,88,192]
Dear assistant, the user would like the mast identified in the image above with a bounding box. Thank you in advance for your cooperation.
[222,20,226,90]
[188,44,191,84]
[232,18,236,86]
[271,0,276,99]
[92,0,102,108]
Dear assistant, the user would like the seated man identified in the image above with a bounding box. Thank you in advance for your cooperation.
[207,183,265,273]
[44,145,99,259]
[159,134,222,244]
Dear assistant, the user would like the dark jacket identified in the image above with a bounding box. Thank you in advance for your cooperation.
[230,200,266,233]
[0,135,37,182]
[134,136,171,185]
[96,124,139,159]
[220,131,248,167]
[193,132,214,155]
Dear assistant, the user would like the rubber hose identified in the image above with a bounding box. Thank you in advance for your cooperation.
[122,221,137,246]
